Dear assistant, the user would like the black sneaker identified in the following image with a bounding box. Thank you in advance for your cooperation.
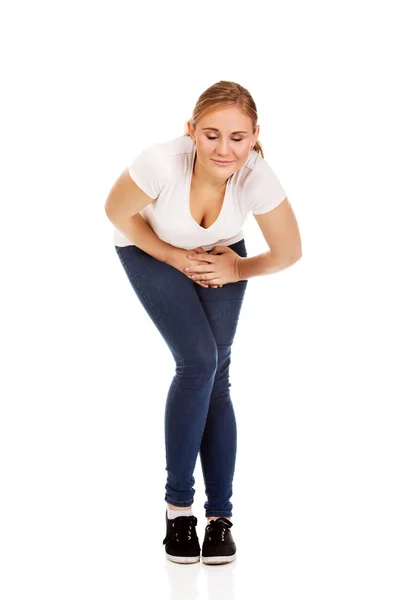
[201,517,236,565]
[162,510,201,564]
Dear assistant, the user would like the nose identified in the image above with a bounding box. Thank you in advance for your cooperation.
[216,138,231,156]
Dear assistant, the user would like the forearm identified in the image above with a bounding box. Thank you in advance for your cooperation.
[238,251,301,280]
[109,213,175,263]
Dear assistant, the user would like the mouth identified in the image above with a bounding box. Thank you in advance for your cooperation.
[211,159,234,165]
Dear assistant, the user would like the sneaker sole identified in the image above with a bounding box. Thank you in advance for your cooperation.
[202,553,236,565]
[165,552,200,564]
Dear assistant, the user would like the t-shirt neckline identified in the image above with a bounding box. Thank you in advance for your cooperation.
[186,142,230,232]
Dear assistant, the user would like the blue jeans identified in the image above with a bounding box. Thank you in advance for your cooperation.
[114,238,249,518]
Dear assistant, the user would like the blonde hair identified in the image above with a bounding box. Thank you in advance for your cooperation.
[183,80,264,158]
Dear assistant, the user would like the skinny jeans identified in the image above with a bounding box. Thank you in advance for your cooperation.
[114,238,248,518]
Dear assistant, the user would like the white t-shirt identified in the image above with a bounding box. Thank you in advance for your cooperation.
[113,135,287,251]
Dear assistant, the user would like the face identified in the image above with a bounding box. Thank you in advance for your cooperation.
[188,105,260,181]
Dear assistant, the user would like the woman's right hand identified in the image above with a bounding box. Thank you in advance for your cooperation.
[167,247,223,288]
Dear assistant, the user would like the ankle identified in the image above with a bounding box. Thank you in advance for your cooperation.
[207,516,232,522]
[167,503,192,511]
[167,506,193,520]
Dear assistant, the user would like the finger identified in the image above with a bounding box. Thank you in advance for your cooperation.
[187,265,213,276]
[188,274,208,288]
[187,253,215,262]
[187,254,208,261]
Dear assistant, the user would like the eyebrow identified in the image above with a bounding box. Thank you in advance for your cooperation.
[201,127,249,135]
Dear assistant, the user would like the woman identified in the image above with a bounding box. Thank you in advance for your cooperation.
[104,80,302,565]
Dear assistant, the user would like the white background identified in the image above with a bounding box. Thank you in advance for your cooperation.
[1,1,399,598]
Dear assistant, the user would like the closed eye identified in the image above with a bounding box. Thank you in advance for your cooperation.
[206,136,243,142]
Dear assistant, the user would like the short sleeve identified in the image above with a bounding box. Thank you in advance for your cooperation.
[245,156,287,215]
[127,143,169,199]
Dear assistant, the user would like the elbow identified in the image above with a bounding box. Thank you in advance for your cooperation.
[104,205,114,223]
[104,194,118,223]
[280,250,302,268]
[104,194,115,218]
[104,204,119,227]
[104,189,119,220]
[277,246,302,265]
[280,253,301,267]
[291,252,302,265]
[289,246,302,264]
[290,241,303,264]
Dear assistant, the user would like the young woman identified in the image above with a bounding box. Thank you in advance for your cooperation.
[105,80,302,565]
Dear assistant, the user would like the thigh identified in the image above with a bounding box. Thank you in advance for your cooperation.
[194,238,249,348]
[115,244,218,362]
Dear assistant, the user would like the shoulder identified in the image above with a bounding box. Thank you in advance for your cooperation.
[236,151,287,214]
[127,135,194,193]
[138,135,194,173]
[239,150,278,185]
[147,134,194,160]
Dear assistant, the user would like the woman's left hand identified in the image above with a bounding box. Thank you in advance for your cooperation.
[185,246,242,285]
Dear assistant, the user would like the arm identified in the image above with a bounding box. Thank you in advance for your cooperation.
[105,167,177,263]
[238,197,302,280]
[238,250,300,279]
[110,212,176,264]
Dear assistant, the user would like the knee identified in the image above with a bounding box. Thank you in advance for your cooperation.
[184,345,218,377]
